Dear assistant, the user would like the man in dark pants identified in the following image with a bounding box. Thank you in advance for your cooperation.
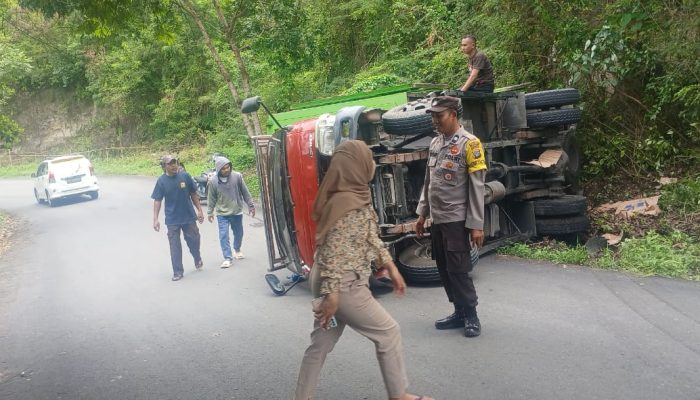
[416,96,487,337]
[152,155,205,281]
[459,35,494,93]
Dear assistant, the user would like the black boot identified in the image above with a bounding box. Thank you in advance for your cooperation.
[435,309,465,330]
[463,307,481,337]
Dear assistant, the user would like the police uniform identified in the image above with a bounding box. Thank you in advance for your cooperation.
[416,126,486,316]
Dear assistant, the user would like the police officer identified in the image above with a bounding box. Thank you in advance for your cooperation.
[415,96,486,337]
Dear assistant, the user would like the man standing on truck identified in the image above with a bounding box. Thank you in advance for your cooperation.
[152,155,205,281]
[206,156,255,268]
[459,35,494,93]
[415,96,487,338]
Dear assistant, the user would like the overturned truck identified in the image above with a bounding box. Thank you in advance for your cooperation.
[241,86,587,291]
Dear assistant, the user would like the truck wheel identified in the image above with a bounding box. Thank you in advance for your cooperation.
[536,214,589,235]
[381,99,434,136]
[397,239,479,284]
[533,195,587,217]
[527,108,581,128]
[525,88,580,109]
[397,239,441,284]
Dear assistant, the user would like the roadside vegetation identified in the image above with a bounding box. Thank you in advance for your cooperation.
[499,231,700,281]
[500,176,700,281]
[1,1,698,278]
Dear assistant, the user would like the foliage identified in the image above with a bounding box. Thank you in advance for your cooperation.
[659,176,700,214]
[2,0,698,189]
[0,39,32,147]
[499,230,700,281]
[0,160,35,177]
[595,231,700,281]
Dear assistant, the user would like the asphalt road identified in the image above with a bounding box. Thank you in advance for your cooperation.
[0,176,699,400]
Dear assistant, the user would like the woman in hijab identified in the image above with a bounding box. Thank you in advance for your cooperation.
[294,140,433,400]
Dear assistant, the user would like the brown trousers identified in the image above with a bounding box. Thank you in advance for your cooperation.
[294,270,408,399]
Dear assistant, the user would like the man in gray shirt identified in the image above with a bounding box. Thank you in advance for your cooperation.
[206,156,255,268]
[416,96,487,337]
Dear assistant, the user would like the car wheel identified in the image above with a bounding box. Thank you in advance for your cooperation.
[381,99,435,136]
[45,190,55,207]
[533,195,587,217]
[34,189,45,204]
[89,191,99,200]
[527,108,581,128]
[525,88,580,110]
[535,214,589,235]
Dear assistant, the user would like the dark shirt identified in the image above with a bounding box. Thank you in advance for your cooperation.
[469,50,494,86]
[151,171,197,226]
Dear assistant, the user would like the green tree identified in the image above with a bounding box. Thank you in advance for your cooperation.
[0,2,33,147]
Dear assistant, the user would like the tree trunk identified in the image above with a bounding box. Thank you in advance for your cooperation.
[177,0,256,138]
[211,0,263,136]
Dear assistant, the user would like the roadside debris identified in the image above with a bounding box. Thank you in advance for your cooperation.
[524,149,562,168]
[595,195,661,218]
[657,177,678,187]
[602,232,623,246]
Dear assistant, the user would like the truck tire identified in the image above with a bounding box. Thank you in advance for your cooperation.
[533,195,587,217]
[397,240,479,284]
[536,214,589,235]
[381,99,434,136]
[525,88,580,109]
[397,240,441,283]
[527,108,581,128]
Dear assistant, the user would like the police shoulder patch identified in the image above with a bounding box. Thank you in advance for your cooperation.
[464,138,487,173]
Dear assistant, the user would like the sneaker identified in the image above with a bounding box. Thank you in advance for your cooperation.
[234,251,244,260]
[195,259,204,271]
[220,259,232,268]
[171,274,183,281]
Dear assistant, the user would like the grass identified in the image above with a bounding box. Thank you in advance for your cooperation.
[498,230,700,281]
[594,231,700,280]
[0,162,36,178]
[498,241,589,265]
[659,175,700,214]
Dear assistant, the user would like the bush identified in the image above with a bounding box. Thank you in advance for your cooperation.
[659,176,700,214]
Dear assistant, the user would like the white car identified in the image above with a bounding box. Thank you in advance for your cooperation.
[32,155,100,206]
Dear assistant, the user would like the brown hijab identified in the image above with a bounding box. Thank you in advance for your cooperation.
[312,140,376,246]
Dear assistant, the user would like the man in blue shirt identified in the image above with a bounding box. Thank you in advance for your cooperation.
[152,155,205,281]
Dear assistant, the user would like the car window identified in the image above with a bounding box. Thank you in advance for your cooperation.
[50,158,89,177]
